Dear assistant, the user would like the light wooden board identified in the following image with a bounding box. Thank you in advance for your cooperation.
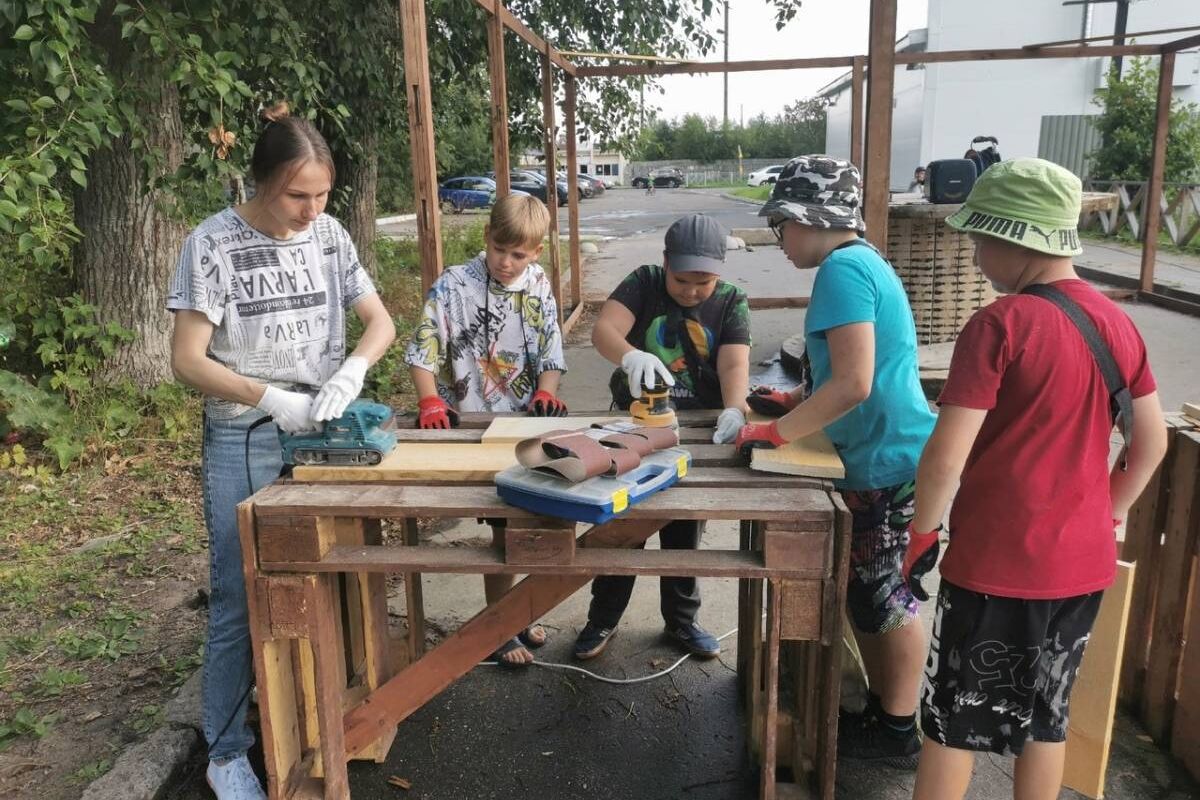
[479,415,631,443]
[1182,402,1200,426]
[292,443,516,482]
[1063,561,1135,800]
[749,431,845,480]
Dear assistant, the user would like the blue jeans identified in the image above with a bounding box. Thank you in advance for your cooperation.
[201,408,283,760]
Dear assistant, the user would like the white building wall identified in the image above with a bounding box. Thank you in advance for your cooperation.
[823,0,1199,189]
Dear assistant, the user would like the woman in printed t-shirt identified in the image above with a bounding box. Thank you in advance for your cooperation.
[167,105,395,800]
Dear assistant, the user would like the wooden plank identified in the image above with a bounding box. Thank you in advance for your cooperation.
[340,518,666,755]
[762,527,833,573]
[1140,52,1175,293]
[863,0,897,254]
[293,442,518,482]
[576,55,855,78]
[1172,561,1200,783]
[895,43,1162,65]
[1064,562,1136,800]
[470,0,576,75]
[252,483,836,522]
[541,46,562,323]
[258,516,336,565]
[306,574,350,799]
[761,579,783,800]
[400,0,443,295]
[850,57,865,169]
[564,75,582,312]
[1142,430,1200,742]
[778,580,822,641]
[1024,24,1200,50]
[750,431,846,479]
[479,415,628,443]
[262,543,831,580]
[1182,402,1200,426]
[487,0,510,196]
[402,519,425,662]
[504,517,576,566]
[1119,421,1179,705]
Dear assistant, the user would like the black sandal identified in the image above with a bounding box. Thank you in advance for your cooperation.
[489,637,532,670]
[518,625,547,650]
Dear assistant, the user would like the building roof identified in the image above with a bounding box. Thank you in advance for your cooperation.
[817,28,928,100]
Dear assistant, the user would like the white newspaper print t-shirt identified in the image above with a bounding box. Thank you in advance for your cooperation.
[166,208,376,418]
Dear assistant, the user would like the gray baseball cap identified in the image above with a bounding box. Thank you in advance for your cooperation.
[664,214,728,273]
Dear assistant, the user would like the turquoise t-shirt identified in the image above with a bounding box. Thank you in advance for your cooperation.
[804,241,935,490]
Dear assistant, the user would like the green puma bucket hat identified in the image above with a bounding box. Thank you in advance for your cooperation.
[945,158,1083,256]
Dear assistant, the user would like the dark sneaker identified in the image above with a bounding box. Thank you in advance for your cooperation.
[664,622,721,658]
[838,712,921,770]
[573,622,617,660]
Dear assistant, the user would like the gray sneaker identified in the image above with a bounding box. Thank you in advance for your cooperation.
[206,755,266,800]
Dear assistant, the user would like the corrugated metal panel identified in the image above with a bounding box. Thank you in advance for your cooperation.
[1038,115,1102,180]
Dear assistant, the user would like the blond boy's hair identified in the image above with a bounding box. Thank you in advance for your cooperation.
[488,193,550,248]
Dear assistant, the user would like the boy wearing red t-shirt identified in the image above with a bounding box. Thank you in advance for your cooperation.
[906,159,1168,799]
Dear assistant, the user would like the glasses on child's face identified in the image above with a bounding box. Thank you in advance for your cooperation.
[769,218,787,242]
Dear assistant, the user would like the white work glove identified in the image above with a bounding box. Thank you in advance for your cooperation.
[257,386,319,433]
[312,356,369,422]
[713,407,746,444]
[621,349,675,392]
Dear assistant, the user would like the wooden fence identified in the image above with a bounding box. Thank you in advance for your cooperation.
[1082,180,1200,249]
[1119,412,1200,783]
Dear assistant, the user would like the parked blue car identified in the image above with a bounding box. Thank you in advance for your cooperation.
[438,176,496,213]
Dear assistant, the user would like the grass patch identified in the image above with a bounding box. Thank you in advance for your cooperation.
[1080,227,1200,258]
[731,185,772,202]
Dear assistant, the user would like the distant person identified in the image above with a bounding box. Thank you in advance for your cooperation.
[908,166,927,193]
[909,158,1168,799]
[406,192,568,668]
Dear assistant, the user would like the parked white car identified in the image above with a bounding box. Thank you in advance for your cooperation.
[747,165,785,186]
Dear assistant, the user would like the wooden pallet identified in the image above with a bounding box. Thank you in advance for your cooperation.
[1117,414,1200,778]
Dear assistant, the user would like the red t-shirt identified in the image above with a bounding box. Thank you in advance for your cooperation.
[937,279,1156,599]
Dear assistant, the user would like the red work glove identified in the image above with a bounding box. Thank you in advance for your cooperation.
[417,396,459,429]
[902,522,942,602]
[735,420,789,458]
[527,389,568,417]
[746,385,799,418]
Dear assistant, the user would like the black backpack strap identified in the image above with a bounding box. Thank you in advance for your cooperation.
[665,304,725,410]
[1020,284,1134,465]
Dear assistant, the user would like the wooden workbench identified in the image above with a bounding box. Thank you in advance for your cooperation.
[238,409,850,799]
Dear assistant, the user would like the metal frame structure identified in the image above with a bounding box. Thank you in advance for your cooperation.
[399,0,1200,317]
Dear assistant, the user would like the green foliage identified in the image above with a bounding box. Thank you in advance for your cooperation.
[1090,57,1200,183]
[631,101,827,162]
[71,758,113,784]
[34,666,86,698]
[0,708,56,751]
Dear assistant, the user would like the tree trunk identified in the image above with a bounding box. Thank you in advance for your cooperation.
[334,125,380,277]
[73,14,186,388]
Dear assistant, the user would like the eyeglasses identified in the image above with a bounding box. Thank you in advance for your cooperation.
[769,218,788,242]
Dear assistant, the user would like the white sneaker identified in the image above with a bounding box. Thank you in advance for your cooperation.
[206,755,267,800]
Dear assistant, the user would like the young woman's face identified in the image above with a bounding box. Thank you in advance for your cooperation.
[485,229,543,287]
[262,159,332,235]
[664,265,719,307]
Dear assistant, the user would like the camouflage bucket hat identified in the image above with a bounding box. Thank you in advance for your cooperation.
[945,158,1083,256]
[759,155,865,232]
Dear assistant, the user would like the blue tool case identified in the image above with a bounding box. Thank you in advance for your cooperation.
[494,447,692,524]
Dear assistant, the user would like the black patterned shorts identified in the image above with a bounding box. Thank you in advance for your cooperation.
[921,580,1103,756]
[840,480,920,635]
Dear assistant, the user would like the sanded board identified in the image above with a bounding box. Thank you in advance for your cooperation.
[749,430,845,480]
[480,415,630,443]
[1182,402,1200,426]
[1063,560,1135,799]
[292,442,516,482]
